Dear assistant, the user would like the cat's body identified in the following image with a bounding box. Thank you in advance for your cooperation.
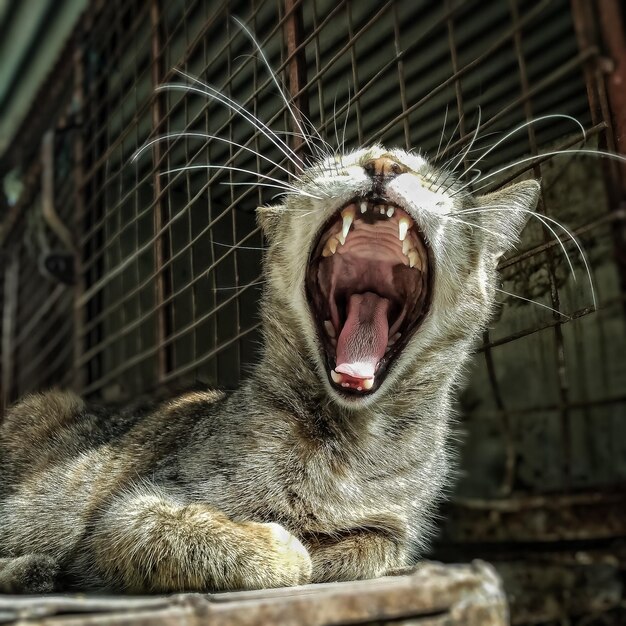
[0,145,539,593]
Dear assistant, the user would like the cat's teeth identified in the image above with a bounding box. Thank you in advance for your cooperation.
[360,201,368,214]
[379,205,386,215]
[362,378,374,390]
[408,249,420,269]
[388,332,401,346]
[341,205,355,239]
[386,207,395,217]
[386,333,401,353]
[331,369,343,384]
[398,217,411,241]
[322,237,339,257]
[324,320,336,338]
[402,238,412,256]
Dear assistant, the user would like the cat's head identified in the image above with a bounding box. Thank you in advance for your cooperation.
[257,145,539,409]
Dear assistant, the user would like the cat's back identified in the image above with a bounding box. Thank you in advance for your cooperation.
[0,388,226,495]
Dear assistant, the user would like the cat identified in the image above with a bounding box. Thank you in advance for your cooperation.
[0,140,540,593]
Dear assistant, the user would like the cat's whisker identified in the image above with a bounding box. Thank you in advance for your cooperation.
[160,164,323,200]
[453,204,576,281]
[464,148,626,195]
[211,240,269,251]
[447,106,482,177]
[440,168,482,195]
[161,77,305,173]
[434,103,450,162]
[173,68,308,164]
[453,205,596,309]
[132,132,293,179]
[172,66,303,165]
[432,116,463,189]
[495,287,571,320]
[232,17,329,162]
[332,90,341,158]
[210,278,267,292]
[452,114,587,194]
[439,115,463,162]
[443,214,509,241]
[341,84,352,157]
[218,181,292,196]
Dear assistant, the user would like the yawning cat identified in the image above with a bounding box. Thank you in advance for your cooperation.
[0,144,539,593]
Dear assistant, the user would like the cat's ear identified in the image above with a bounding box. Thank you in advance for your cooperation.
[256,205,284,240]
[475,179,540,258]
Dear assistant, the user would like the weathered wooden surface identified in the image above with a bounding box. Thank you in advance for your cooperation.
[0,561,507,626]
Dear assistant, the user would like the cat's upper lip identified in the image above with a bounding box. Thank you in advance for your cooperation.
[306,196,431,398]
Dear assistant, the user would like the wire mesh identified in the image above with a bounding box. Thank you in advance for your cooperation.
[1,0,625,502]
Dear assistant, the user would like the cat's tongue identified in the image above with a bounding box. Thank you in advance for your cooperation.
[335,292,390,382]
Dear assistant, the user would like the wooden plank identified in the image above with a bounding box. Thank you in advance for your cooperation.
[0,561,507,625]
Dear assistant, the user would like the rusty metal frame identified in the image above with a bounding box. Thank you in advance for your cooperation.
[0,0,624,494]
[150,0,173,381]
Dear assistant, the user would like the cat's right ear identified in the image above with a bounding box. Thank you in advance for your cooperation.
[256,205,284,240]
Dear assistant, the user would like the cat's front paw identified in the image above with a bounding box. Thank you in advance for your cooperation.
[250,522,312,588]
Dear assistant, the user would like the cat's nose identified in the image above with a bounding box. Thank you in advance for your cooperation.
[363,157,407,180]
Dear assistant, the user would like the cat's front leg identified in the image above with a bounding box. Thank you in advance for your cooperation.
[305,518,408,583]
[86,485,311,592]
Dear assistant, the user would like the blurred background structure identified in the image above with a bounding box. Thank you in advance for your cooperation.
[0,0,625,622]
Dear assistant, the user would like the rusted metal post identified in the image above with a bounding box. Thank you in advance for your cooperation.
[571,0,626,314]
[150,0,173,380]
[1,253,19,416]
[284,0,309,160]
[596,0,626,316]
[72,36,87,393]
[597,0,626,183]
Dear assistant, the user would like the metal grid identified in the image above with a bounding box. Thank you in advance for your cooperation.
[0,0,623,484]
[0,0,622,477]
[1,134,77,407]
[76,0,293,399]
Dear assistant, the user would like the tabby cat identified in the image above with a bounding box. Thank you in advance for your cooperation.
[0,141,540,593]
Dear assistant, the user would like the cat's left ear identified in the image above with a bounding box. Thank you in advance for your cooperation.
[256,205,284,241]
[475,179,540,258]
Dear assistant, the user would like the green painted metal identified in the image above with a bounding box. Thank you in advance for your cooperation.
[0,0,87,157]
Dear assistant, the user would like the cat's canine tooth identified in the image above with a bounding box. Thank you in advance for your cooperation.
[331,369,343,384]
[362,378,374,390]
[388,332,401,346]
[386,207,395,217]
[402,238,413,256]
[341,205,355,240]
[324,320,336,338]
[398,217,411,241]
[408,249,420,269]
[322,237,339,257]
[360,201,368,214]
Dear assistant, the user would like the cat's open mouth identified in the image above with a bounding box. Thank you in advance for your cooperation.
[306,197,431,396]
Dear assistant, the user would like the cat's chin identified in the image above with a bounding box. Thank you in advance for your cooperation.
[306,196,432,399]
